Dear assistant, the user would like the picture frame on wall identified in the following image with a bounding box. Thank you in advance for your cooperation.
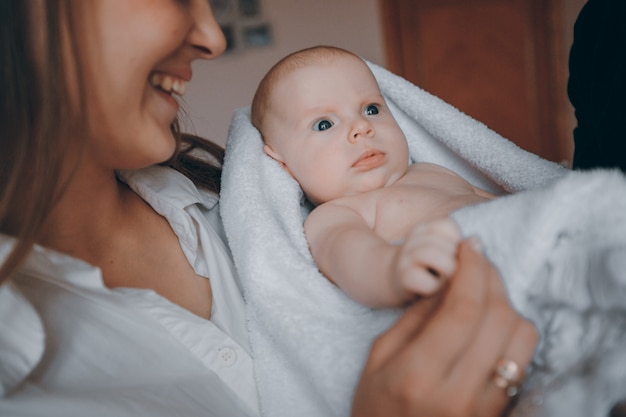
[210,0,234,20]
[209,0,272,53]
[239,0,261,17]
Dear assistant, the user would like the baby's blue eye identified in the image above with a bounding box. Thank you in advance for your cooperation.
[313,119,333,131]
[364,105,380,116]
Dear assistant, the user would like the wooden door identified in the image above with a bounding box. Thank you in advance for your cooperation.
[379,0,572,163]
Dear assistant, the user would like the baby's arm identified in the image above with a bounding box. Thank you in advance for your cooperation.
[305,202,461,308]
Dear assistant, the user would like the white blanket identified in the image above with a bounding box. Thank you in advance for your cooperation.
[220,61,626,417]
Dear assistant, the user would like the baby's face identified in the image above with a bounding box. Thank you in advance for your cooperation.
[263,54,409,205]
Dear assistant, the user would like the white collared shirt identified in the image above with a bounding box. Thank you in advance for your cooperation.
[0,165,260,417]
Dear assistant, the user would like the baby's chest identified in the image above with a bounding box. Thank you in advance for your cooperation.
[372,188,450,240]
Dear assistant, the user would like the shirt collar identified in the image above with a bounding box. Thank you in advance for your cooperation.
[119,165,219,265]
[118,165,218,214]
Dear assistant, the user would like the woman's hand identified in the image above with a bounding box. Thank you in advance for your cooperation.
[351,238,538,417]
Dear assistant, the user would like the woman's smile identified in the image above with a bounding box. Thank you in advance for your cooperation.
[149,71,190,114]
[149,72,188,96]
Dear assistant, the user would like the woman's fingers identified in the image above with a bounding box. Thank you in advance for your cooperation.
[352,291,445,417]
[448,248,538,414]
[446,249,517,386]
[399,238,490,379]
[476,317,539,416]
[364,290,443,371]
[500,318,538,385]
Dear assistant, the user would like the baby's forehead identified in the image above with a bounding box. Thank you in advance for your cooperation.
[279,52,362,80]
[275,55,372,93]
[265,66,320,106]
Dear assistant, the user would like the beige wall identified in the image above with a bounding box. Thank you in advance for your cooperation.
[184,0,386,146]
[184,0,588,148]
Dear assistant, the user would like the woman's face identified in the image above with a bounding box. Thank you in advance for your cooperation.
[74,0,226,171]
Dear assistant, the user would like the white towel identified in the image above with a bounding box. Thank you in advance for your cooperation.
[220,61,626,417]
[451,171,626,417]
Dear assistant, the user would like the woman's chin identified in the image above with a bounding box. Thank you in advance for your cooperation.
[124,141,178,170]
[150,132,179,165]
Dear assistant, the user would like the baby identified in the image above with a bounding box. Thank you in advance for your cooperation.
[233,45,626,416]
[251,45,495,308]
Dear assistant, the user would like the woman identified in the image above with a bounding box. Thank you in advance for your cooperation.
[568,0,626,173]
[0,1,537,416]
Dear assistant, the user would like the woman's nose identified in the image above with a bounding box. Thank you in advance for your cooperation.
[187,0,227,60]
[348,118,374,143]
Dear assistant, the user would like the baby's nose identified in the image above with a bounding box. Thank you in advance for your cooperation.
[349,119,374,143]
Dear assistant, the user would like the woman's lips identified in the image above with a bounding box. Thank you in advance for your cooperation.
[353,150,386,170]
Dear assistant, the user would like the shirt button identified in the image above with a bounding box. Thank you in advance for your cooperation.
[218,346,237,367]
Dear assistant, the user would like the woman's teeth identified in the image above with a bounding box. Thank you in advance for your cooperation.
[150,73,187,96]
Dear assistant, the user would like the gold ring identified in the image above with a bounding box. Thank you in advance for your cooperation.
[493,358,524,397]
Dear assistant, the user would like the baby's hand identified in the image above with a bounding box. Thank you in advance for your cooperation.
[393,218,462,299]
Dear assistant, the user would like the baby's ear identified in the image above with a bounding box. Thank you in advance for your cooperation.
[263,144,294,176]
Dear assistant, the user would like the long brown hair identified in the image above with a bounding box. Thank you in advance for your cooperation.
[0,1,224,284]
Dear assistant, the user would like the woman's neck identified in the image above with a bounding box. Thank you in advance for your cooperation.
[40,163,137,260]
